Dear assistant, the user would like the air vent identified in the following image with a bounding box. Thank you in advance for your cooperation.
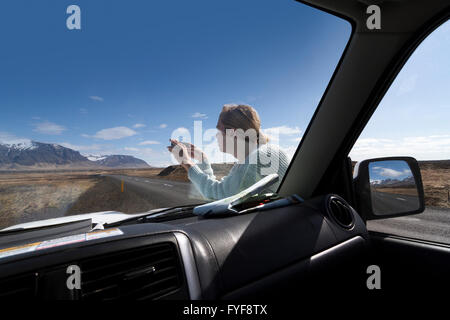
[79,242,183,300]
[0,273,37,299]
[327,196,355,230]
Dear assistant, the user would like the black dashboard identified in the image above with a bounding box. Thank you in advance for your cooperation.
[0,194,369,300]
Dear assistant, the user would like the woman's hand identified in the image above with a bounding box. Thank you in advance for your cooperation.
[167,139,195,170]
[182,141,208,163]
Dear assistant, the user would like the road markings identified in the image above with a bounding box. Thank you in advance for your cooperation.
[396,217,421,222]
[396,197,406,201]
[163,183,173,187]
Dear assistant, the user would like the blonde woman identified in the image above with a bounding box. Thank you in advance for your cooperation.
[168,104,289,200]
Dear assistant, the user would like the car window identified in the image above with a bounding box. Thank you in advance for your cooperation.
[0,0,350,229]
[349,19,450,244]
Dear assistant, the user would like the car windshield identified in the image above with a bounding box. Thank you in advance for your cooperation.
[0,0,351,229]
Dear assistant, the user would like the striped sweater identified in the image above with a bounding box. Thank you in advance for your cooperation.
[188,143,290,200]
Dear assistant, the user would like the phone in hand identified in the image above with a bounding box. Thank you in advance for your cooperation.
[169,140,190,148]
[168,140,192,159]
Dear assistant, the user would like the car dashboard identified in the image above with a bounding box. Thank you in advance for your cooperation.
[0,194,369,300]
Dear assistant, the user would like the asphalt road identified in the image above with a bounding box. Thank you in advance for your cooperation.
[368,206,450,244]
[371,191,420,215]
[104,174,206,209]
[107,175,450,244]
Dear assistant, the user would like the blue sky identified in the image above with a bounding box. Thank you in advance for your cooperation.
[0,1,447,167]
[350,20,450,161]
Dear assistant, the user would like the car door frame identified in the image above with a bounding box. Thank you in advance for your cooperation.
[276,0,450,291]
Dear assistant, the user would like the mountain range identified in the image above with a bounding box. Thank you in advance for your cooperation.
[370,175,415,187]
[0,140,150,170]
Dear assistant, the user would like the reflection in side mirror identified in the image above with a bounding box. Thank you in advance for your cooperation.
[353,156,425,221]
[369,160,419,215]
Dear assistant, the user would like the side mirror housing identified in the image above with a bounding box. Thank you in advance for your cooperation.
[353,156,425,221]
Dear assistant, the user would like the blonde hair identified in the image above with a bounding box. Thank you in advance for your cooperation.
[218,104,269,144]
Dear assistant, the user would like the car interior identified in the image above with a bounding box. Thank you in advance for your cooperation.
[0,0,449,300]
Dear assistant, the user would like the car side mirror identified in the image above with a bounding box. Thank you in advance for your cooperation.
[353,156,425,221]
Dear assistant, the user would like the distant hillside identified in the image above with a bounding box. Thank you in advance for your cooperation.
[0,141,150,170]
[417,160,450,170]
[93,155,149,168]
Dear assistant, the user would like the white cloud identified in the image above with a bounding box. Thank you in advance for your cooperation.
[93,126,137,140]
[350,135,450,161]
[159,123,168,129]
[33,121,66,135]
[89,96,104,102]
[124,147,139,152]
[192,112,208,119]
[262,126,302,143]
[263,126,302,136]
[133,123,146,129]
[124,147,172,167]
[0,132,32,146]
[171,127,191,141]
[374,167,406,178]
[139,140,160,145]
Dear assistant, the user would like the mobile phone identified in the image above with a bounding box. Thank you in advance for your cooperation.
[169,141,190,148]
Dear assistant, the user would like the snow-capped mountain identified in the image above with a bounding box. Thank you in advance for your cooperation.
[370,176,415,187]
[0,141,150,169]
[0,140,37,151]
[84,154,108,162]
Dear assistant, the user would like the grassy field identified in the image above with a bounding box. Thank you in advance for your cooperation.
[420,166,450,208]
[0,172,99,228]
[374,187,419,196]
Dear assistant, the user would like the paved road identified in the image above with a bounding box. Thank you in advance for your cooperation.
[369,190,450,243]
[368,207,450,244]
[104,174,206,209]
[371,191,420,215]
